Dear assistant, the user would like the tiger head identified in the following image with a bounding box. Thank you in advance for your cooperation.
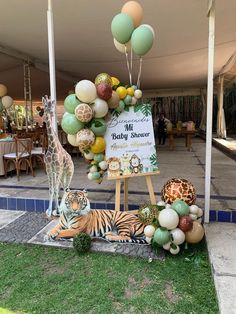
[59,190,91,216]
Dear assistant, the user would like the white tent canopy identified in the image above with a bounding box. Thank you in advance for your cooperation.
[1,0,236,99]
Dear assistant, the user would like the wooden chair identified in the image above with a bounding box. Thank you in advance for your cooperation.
[31,131,48,172]
[3,137,35,180]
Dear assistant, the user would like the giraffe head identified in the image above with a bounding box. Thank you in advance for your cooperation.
[42,96,55,115]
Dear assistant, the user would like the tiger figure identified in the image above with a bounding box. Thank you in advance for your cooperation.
[47,190,146,243]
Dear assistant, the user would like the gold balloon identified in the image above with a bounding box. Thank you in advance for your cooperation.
[185,221,204,244]
[95,73,112,86]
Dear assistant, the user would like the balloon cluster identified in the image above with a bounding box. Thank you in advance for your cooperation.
[0,84,13,113]
[141,199,204,255]
[61,73,143,182]
[111,1,155,57]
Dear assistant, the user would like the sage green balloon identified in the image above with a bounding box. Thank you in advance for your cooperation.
[124,95,132,105]
[61,113,84,135]
[111,13,134,44]
[131,25,154,56]
[64,94,81,114]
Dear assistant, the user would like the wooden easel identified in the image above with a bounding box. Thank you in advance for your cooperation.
[108,171,160,212]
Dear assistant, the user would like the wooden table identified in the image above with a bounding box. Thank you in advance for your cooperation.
[167,128,197,151]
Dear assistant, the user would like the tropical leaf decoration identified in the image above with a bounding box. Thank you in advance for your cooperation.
[150,153,158,167]
[134,104,152,116]
[112,109,122,118]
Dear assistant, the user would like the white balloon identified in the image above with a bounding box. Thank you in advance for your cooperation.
[67,134,79,147]
[0,84,7,97]
[91,98,109,118]
[2,95,13,108]
[170,245,180,255]
[142,24,156,39]
[189,205,199,215]
[170,228,185,245]
[113,38,131,54]
[145,237,152,244]
[197,207,203,217]
[189,214,198,221]
[144,225,156,238]
[90,165,98,173]
[99,161,108,170]
[88,173,93,180]
[131,97,137,105]
[157,201,166,206]
[134,89,142,99]
[75,80,97,103]
[158,208,179,230]
[163,241,171,250]
[84,151,94,160]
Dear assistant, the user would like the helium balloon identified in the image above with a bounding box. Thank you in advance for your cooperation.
[121,1,143,28]
[67,134,80,147]
[131,97,137,105]
[134,89,142,99]
[158,208,179,230]
[64,94,81,114]
[95,73,112,86]
[96,83,112,101]
[185,221,204,244]
[90,137,106,154]
[2,96,13,108]
[111,13,134,44]
[74,103,93,123]
[75,80,97,103]
[111,77,120,87]
[107,91,120,109]
[142,24,155,38]
[0,84,7,97]
[116,86,127,99]
[61,113,84,135]
[91,98,109,118]
[113,38,131,54]
[131,25,154,56]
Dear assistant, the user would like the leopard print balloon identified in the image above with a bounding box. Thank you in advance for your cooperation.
[75,103,93,123]
[161,178,196,205]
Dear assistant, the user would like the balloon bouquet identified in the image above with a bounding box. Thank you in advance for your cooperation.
[139,178,205,255]
[61,1,155,183]
[0,84,14,113]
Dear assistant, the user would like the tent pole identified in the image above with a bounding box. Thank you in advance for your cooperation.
[47,0,57,133]
[204,1,216,223]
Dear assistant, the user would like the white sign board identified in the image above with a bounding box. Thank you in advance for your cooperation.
[105,105,159,178]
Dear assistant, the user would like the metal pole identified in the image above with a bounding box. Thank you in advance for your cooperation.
[204,1,216,223]
[47,0,57,132]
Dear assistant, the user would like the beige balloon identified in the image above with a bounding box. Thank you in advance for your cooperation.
[0,84,7,97]
[121,1,143,28]
[185,221,204,244]
[107,91,120,109]
[67,134,79,147]
[113,38,131,54]
[2,95,13,108]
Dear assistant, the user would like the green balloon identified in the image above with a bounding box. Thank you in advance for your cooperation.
[131,26,154,56]
[117,100,125,112]
[94,153,104,163]
[172,200,190,216]
[153,227,171,246]
[64,94,81,114]
[61,113,84,135]
[124,95,132,105]
[90,118,107,136]
[111,13,134,44]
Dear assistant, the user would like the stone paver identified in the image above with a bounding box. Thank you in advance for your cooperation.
[205,222,236,314]
[0,212,49,243]
[0,209,24,229]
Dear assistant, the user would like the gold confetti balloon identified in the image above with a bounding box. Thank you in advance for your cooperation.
[95,73,112,86]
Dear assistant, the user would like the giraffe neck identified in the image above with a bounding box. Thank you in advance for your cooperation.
[45,112,59,148]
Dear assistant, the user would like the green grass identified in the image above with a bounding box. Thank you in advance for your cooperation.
[0,242,218,314]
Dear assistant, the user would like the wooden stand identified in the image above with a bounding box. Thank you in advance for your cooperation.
[108,171,160,212]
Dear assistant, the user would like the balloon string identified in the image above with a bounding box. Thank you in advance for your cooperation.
[125,45,132,86]
[137,57,143,88]
[130,48,133,86]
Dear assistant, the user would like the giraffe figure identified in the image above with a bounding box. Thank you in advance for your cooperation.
[42,96,74,217]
